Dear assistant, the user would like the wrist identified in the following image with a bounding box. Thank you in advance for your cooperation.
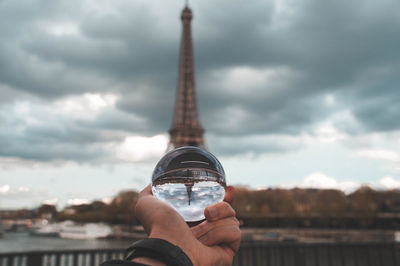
[126,238,194,266]
[148,231,198,266]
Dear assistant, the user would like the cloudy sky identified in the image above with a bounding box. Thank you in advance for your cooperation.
[1,0,400,209]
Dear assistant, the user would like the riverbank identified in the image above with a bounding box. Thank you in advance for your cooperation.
[0,232,133,253]
[3,228,399,253]
[241,228,398,243]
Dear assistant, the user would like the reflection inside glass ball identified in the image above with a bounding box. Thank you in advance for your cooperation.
[151,146,226,222]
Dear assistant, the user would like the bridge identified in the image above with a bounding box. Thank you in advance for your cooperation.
[1,242,399,266]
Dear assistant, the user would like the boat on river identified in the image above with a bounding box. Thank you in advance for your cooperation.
[30,222,60,237]
[59,221,113,239]
[30,220,113,239]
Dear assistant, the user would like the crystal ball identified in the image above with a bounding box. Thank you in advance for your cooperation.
[151,146,226,222]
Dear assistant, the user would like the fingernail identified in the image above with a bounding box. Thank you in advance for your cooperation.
[208,207,218,218]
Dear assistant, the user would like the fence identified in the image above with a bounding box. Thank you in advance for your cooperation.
[1,242,399,266]
[234,242,400,266]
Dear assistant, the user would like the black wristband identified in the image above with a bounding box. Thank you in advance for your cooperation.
[125,238,193,266]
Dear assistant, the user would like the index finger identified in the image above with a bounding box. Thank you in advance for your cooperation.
[204,201,236,222]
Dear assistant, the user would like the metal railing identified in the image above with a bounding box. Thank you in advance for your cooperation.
[0,249,125,266]
[1,242,399,266]
[234,242,400,266]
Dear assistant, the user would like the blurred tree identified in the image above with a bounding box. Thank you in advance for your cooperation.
[349,186,378,226]
[231,187,253,217]
[37,204,58,220]
[280,194,297,217]
[50,186,400,229]
[312,190,347,216]
[107,190,139,225]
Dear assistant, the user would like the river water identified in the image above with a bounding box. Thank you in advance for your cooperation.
[0,232,133,253]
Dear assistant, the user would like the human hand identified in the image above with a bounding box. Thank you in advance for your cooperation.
[134,185,241,266]
[191,186,241,256]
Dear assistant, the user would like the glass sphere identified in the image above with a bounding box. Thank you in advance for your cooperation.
[152,146,226,222]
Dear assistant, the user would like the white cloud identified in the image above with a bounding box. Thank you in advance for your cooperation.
[2,93,119,130]
[53,93,118,120]
[223,67,273,90]
[212,66,299,97]
[115,134,168,162]
[312,123,348,143]
[271,0,297,29]
[355,149,400,162]
[324,94,336,106]
[0,185,50,198]
[279,172,361,193]
[67,198,90,206]
[278,172,400,193]
[209,133,303,155]
[0,185,11,194]
[0,185,57,209]
[42,198,59,205]
[0,156,60,169]
[379,176,400,190]
[46,22,80,36]
[101,197,112,204]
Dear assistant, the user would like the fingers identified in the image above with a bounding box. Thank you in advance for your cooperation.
[204,201,236,222]
[192,217,240,239]
[192,218,241,252]
[201,226,241,252]
[194,200,241,254]
[223,186,235,203]
[139,184,152,197]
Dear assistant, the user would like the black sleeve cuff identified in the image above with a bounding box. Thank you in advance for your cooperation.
[125,238,193,266]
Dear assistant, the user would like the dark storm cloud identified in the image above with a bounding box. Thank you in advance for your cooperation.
[0,107,121,162]
[349,62,400,132]
[207,134,303,156]
[0,0,399,161]
[192,0,400,137]
[0,129,109,162]
[0,0,179,98]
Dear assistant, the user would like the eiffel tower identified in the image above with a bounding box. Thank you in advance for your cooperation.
[168,4,205,150]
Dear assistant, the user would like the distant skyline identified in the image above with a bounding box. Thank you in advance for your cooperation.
[1,0,400,209]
